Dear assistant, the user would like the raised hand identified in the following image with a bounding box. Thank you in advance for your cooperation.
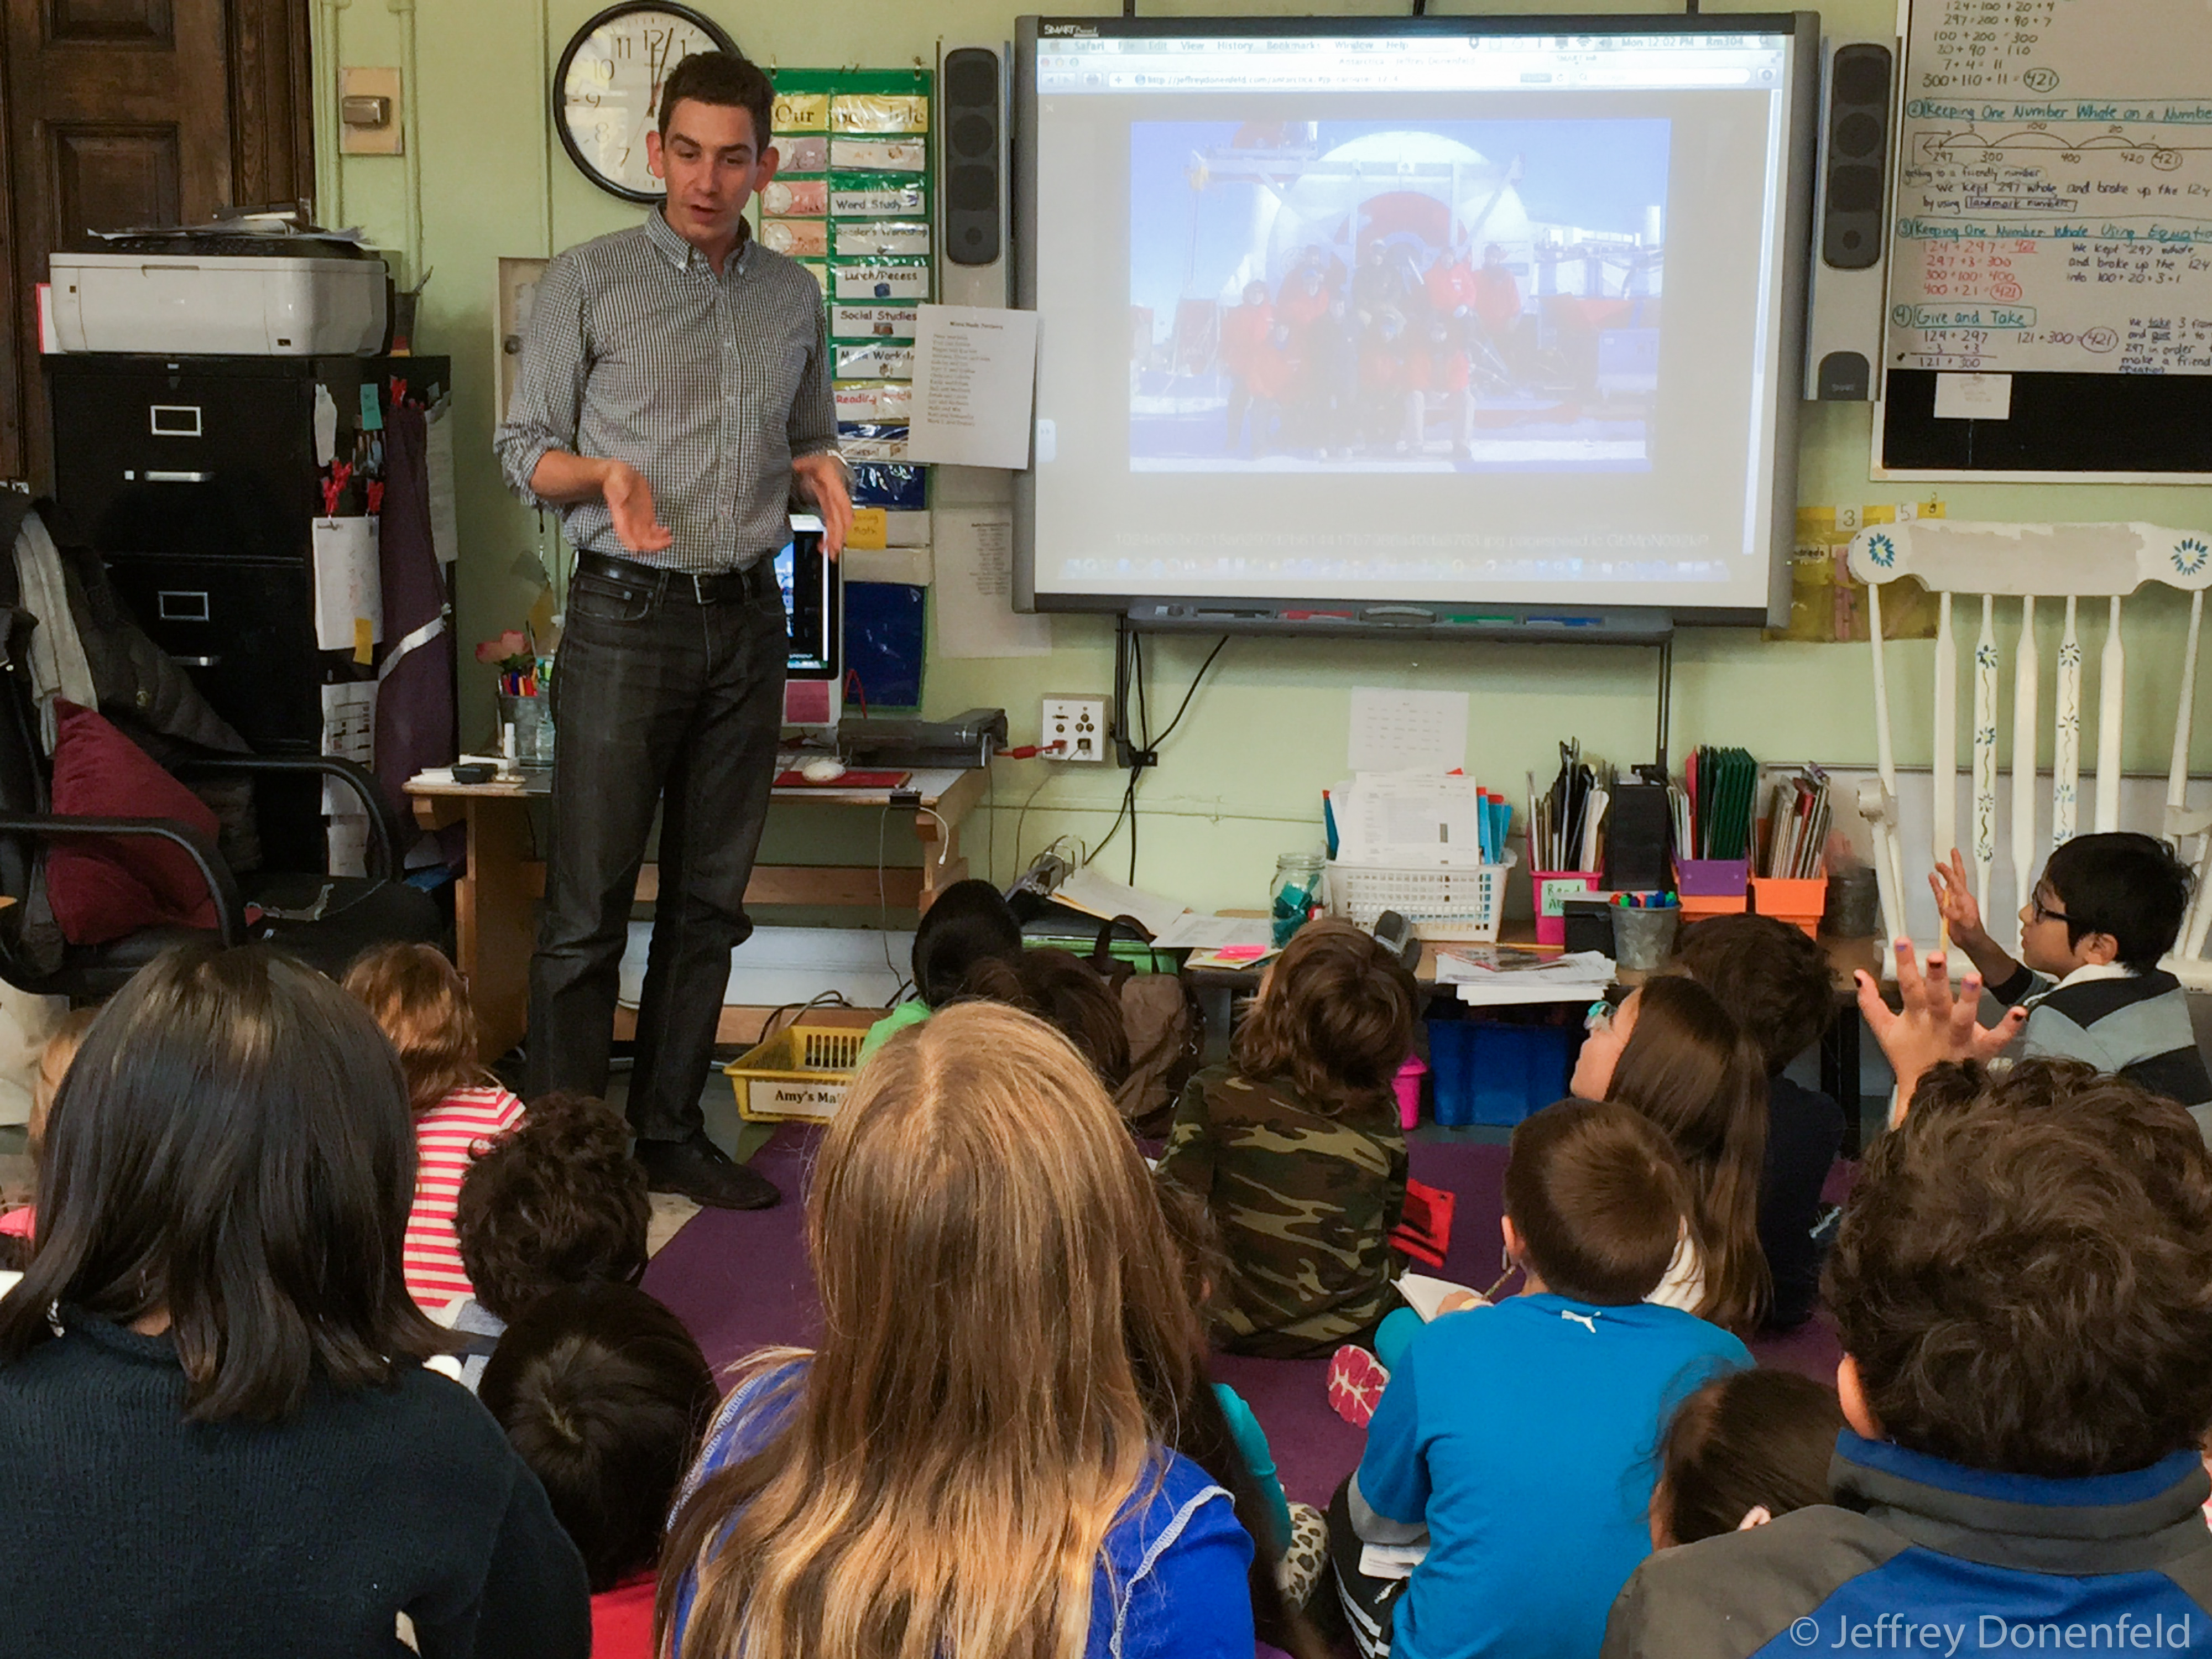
[1854,937,2027,1124]
[601,461,674,555]
[1928,848,1990,951]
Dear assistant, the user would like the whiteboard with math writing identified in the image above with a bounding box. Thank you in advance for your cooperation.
[1885,0,2212,378]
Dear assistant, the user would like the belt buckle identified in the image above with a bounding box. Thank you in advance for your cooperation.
[690,571,709,604]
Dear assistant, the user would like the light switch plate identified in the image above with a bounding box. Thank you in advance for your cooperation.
[340,67,403,155]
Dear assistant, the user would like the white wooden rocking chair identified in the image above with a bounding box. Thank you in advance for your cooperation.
[1843,520,2212,982]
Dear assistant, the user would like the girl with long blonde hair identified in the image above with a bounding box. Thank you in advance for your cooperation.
[658,1001,1259,1659]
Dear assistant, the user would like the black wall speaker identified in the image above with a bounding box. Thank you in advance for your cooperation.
[1821,43,1892,271]
[942,46,1001,268]
[1804,38,1898,401]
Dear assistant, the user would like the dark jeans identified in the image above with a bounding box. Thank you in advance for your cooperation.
[526,556,787,1141]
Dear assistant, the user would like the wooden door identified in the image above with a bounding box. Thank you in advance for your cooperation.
[0,0,312,489]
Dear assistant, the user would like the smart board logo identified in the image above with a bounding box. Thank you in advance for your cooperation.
[2173,538,2209,576]
[1865,533,1898,569]
[1041,22,1097,35]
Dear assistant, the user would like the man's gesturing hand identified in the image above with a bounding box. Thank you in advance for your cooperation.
[601,461,674,555]
[791,452,853,559]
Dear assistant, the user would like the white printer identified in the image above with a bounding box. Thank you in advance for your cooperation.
[48,251,388,357]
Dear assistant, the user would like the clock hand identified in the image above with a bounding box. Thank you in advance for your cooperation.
[646,30,672,118]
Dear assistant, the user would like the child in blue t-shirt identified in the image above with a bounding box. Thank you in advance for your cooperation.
[1328,1098,1751,1659]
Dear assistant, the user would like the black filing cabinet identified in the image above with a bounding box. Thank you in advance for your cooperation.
[47,352,450,865]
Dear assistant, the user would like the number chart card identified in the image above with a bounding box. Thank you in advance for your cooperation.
[1886,0,2212,378]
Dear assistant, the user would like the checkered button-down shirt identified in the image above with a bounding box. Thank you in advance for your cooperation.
[494,207,837,574]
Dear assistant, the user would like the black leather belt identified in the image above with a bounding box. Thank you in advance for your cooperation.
[573,550,775,604]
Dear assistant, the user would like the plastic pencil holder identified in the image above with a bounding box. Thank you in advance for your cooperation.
[1751,873,1828,939]
[1531,870,1603,947]
[1393,1055,1428,1131]
[1673,857,1750,921]
[1611,906,1680,971]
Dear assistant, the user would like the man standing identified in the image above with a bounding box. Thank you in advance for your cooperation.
[495,51,850,1209]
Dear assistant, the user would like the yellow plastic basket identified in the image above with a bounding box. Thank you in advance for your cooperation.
[723,1022,868,1123]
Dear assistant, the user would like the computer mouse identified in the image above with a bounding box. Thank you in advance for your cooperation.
[801,757,848,784]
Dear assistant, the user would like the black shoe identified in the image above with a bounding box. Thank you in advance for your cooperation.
[634,1133,781,1211]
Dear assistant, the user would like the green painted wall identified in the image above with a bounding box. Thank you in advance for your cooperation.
[317,0,2212,911]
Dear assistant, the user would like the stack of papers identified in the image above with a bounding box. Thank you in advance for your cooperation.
[1045,871,1275,958]
[1685,747,1759,861]
[1436,946,1614,1006]
[1334,772,1496,869]
[1047,869,1191,941]
[1762,765,1833,880]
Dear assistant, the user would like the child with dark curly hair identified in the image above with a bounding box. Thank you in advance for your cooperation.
[430,1091,650,1392]
[1604,1060,2212,1656]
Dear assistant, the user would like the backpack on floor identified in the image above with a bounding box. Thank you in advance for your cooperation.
[1087,914,1206,1133]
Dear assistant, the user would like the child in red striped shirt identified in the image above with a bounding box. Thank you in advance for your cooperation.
[343,944,524,1313]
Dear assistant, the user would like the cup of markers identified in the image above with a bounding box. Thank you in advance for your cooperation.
[1609,891,1680,971]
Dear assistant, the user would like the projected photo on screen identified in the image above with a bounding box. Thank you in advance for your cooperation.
[1128,119,1670,476]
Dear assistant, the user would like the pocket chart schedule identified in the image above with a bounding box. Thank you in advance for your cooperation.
[1886,0,2212,378]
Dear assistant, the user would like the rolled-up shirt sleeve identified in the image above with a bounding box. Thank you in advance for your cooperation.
[786,299,839,462]
[493,252,591,508]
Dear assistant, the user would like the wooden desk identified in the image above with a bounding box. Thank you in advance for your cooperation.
[409,765,989,1061]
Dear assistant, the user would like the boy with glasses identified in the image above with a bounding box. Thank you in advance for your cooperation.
[1928,831,2211,1129]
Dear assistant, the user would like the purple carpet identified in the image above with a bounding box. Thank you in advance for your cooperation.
[645,1127,1848,1517]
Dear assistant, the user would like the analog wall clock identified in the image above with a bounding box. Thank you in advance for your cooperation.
[554,2,739,202]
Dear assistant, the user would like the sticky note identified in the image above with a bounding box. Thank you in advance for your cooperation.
[1933,372,2012,421]
[847,507,888,551]
[353,616,374,665]
[358,383,383,431]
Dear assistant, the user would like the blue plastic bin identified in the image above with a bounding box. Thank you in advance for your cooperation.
[1425,1018,1575,1128]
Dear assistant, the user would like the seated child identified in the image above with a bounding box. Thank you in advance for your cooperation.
[857,877,1024,1061]
[1671,916,1846,1330]
[1330,1098,1751,1659]
[435,1091,651,1392]
[1155,917,1420,1358]
[342,943,525,1312]
[664,1002,1256,1659]
[963,945,1131,1087]
[1931,834,2212,1126]
[1602,1061,2212,1656]
[0,1007,97,1267]
[478,1280,720,1659]
[1648,1369,1845,1548]
[1569,975,1771,1336]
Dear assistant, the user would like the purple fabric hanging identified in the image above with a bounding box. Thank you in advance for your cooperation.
[375,402,457,858]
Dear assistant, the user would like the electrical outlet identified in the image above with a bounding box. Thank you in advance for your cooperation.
[1041,695,1109,763]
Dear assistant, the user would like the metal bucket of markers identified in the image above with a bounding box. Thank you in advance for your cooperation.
[1610,899,1679,971]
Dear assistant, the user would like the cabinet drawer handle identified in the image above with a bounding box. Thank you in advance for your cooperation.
[173,655,221,668]
[144,470,212,483]
[156,591,211,623]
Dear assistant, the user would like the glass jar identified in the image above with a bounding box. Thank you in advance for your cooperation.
[497,687,555,767]
[1270,852,1328,948]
